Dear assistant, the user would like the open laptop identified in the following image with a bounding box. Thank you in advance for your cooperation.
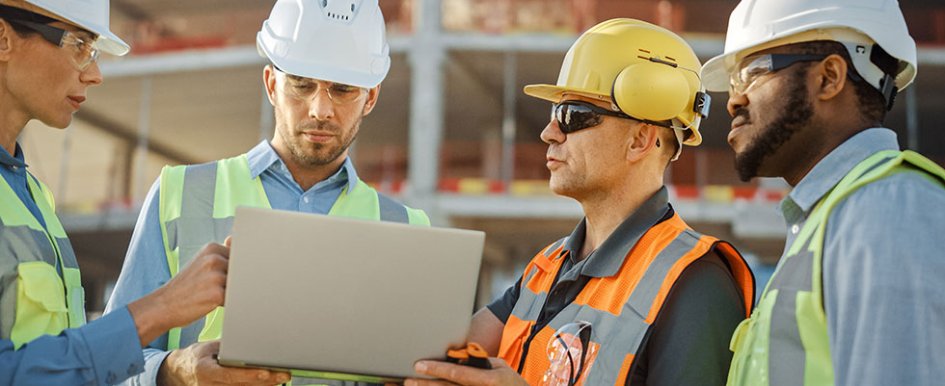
[217,206,485,383]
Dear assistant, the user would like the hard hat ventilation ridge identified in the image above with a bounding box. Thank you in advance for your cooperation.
[321,0,358,22]
[327,12,349,21]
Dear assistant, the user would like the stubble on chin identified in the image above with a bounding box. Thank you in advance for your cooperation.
[733,71,813,182]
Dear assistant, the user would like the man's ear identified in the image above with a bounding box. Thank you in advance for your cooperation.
[813,54,848,102]
[626,122,659,163]
[262,65,277,106]
[362,84,381,116]
[0,21,16,63]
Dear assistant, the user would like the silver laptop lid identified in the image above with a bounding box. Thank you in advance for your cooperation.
[218,207,485,382]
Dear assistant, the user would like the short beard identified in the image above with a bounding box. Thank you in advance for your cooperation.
[734,69,814,181]
[282,115,362,167]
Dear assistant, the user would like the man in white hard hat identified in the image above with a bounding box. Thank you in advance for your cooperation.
[0,0,238,385]
[407,18,755,386]
[701,1,945,385]
[105,0,429,385]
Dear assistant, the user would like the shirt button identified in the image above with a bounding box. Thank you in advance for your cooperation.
[10,165,18,171]
[303,196,311,203]
[791,224,800,234]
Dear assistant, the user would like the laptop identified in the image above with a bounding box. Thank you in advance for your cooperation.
[217,206,485,383]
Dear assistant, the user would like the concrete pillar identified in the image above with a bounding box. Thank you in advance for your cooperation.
[408,0,447,225]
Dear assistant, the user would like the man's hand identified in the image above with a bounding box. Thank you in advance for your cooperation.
[128,239,232,346]
[157,340,291,386]
[404,358,528,386]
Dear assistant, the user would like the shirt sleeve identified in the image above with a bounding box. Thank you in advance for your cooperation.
[628,250,746,386]
[104,179,173,386]
[823,170,945,386]
[486,277,522,324]
[0,307,145,385]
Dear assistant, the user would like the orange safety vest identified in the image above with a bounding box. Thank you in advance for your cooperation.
[498,213,755,385]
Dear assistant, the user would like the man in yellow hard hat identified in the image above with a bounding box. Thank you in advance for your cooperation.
[702,0,945,385]
[407,19,755,386]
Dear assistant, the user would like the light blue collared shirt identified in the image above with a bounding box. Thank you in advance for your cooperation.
[779,128,945,385]
[1,143,145,385]
[105,141,357,385]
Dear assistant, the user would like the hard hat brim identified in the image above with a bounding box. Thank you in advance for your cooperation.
[523,84,610,104]
[93,30,130,56]
[14,0,130,56]
[256,33,387,89]
[700,54,733,93]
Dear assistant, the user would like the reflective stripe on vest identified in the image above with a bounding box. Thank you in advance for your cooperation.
[0,172,85,349]
[727,150,945,386]
[499,214,755,385]
[158,154,430,351]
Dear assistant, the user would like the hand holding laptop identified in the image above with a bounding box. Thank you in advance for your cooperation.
[160,340,290,386]
[404,358,527,386]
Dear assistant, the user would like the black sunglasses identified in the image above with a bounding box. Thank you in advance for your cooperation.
[552,100,671,134]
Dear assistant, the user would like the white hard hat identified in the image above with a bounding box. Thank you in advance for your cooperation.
[702,0,916,102]
[2,0,130,56]
[257,0,391,89]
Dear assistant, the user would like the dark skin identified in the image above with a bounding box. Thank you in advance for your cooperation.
[726,45,878,186]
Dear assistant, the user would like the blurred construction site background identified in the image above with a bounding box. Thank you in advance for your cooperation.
[20,0,945,315]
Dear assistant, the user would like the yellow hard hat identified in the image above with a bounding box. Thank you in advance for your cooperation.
[525,18,709,146]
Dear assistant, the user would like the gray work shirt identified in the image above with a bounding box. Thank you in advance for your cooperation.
[779,128,945,385]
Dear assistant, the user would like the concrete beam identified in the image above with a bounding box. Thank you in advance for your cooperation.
[74,109,198,165]
[98,37,945,79]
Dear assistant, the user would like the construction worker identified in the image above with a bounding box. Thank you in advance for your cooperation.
[700,1,945,385]
[407,19,755,386]
[105,0,429,385]
[0,0,245,384]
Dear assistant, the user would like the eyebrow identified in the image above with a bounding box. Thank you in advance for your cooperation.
[285,74,311,82]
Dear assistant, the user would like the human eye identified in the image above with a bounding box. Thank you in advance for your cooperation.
[330,83,361,95]
[291,79,316,91]
[740,56,774,83]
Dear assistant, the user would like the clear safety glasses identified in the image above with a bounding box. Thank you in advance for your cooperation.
[6,18,99,71]
[729,54,827,95]
[274,66,368,105]
[543,321,596,386]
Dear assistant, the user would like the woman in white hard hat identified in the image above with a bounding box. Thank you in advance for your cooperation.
[0,1,252,384]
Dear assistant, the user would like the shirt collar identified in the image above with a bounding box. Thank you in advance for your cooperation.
[246,140,359,193]
[562,186,672,278]
[0,143,27,168]
[781,128,899,222]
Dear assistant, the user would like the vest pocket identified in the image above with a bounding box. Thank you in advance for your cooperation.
[11,261,69,349]
[498,316,531,369]
[62,267,87,327]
